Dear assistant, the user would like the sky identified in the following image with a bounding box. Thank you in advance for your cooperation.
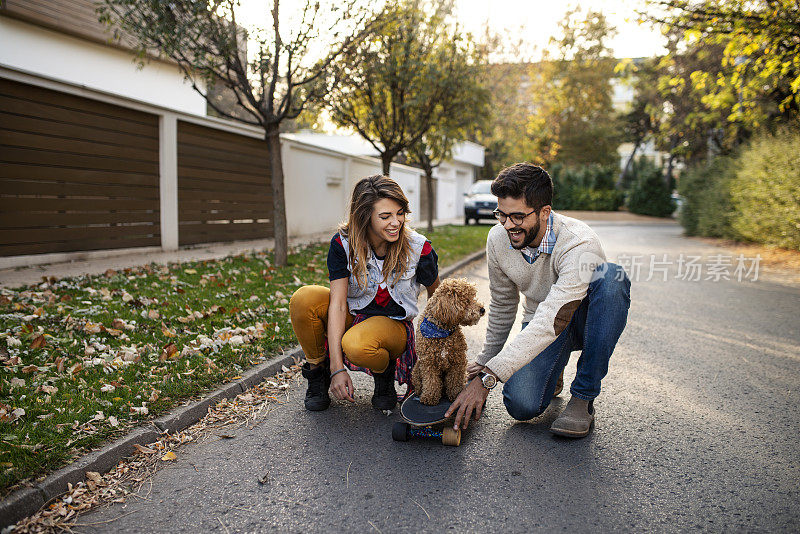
[453,0,667,59]
[235,0,668,61]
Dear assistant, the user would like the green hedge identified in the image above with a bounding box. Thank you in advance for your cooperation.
[678,156,736,237]
[677,128,800,250]
[729,130,800,249]
[551,164,625,211]
[627,157,675,217]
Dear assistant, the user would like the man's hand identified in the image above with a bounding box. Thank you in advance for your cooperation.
[445,377,489,430]
[466,362,485,381]
[330,370,355,402]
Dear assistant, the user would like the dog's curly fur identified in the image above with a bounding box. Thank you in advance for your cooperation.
[412,278,484,405]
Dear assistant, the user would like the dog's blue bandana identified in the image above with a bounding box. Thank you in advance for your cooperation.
[420,317,454,339]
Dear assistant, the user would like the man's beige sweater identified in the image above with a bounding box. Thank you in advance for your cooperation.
[477,212,606,382]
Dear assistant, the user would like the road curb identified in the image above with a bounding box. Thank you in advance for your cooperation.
[0,250,486,528]
[439,249,485,279]
[0,347,303,528]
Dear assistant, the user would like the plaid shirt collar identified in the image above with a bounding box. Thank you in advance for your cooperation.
[513,212,555,264]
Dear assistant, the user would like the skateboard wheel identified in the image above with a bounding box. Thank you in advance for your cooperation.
[442,427,461,446]
[392,422,410,441]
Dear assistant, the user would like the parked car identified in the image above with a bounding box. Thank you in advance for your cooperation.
[463,180,497,225]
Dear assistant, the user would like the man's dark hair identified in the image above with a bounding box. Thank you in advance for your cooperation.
[491,163,553,210]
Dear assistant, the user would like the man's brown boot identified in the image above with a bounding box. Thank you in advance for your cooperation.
[550,397,594,438]
[553,371,564,398]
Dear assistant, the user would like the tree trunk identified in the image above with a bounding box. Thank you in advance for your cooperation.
[666,153,675,188]
[618,138,641,188]
[381,152,392,176]
[425,167,435,234]
[266,124,288,267]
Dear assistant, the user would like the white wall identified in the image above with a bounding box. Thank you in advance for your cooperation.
[0,17,206,116]
[281,141,350,238]
[389,166,422,224]
[281,139,424,238]
[452,141,485,168]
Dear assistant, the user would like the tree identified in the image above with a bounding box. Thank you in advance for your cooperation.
[98,0,384,266]
[644,28,738,165]
[404,36,489,232]
[325,1,470,175]
[650,0,800,121]
[472,34,544,178]
[533,9,622,168]
[616,58,658,187]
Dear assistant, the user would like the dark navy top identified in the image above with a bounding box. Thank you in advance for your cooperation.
[327,233,439,317]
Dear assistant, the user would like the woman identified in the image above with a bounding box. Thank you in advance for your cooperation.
[289,175,440,411]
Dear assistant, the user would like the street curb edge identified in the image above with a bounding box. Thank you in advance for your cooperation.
[0,348,303,528]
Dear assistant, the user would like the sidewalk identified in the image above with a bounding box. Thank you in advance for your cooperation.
[0,217,460,289]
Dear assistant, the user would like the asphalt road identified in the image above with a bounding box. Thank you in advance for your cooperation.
[77,222,800,533]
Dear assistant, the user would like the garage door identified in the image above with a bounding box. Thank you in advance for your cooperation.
[0,77,160,257]
[177,121,272,246]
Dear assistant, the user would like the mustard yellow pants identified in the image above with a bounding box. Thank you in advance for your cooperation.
[289,285,407,373]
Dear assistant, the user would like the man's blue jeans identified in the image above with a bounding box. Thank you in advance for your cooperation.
[502,263,631,421]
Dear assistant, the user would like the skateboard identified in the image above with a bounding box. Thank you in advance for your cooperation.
[392,394,461,446]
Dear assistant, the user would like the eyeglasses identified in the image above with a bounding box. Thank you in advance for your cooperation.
[493,208,538,225]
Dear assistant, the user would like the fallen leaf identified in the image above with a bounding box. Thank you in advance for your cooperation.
[148,309,160,320]
[108,416,119,427]
[84,323,103,334]
[30,335,46,350]
[86,471,102,483]
[161,323,176,338]
[161,451,177,461]
[160,343,178,361]
[133,444,155,454]
[104,269,117,277]
[40,385,58,394]
[217,434,235,439]
[184,269,197,275]
[22,365,38,374]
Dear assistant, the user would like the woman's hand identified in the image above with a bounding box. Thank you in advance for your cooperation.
[330,369,355,402]
[466,362,485,381]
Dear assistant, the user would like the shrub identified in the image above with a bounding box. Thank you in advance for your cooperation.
[627,157,675,217]
[729,129,800,250]
[678,156,736,237]
[551,164,624,211]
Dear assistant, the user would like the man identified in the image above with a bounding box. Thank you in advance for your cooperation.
[445,163,630,438]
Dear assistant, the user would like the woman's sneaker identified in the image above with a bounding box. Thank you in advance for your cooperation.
[301,361,331,411]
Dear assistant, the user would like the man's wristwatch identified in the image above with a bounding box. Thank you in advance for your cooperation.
[479,371,497,390]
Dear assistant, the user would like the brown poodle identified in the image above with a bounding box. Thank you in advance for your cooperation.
[412,278,485,405]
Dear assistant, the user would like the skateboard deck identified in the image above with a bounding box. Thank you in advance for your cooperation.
[393,395,461,446]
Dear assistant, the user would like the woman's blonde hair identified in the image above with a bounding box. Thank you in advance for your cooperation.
[338,175,413,288]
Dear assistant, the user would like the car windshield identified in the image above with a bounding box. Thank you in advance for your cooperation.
[469,182,493,195]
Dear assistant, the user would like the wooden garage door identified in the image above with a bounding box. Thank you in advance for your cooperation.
[0,78,160,257]
[177,121,272,246]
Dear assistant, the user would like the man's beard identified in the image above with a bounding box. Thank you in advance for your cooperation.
[508,219,541,250]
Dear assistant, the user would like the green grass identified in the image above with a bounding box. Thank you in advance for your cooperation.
[0,224,490,493]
